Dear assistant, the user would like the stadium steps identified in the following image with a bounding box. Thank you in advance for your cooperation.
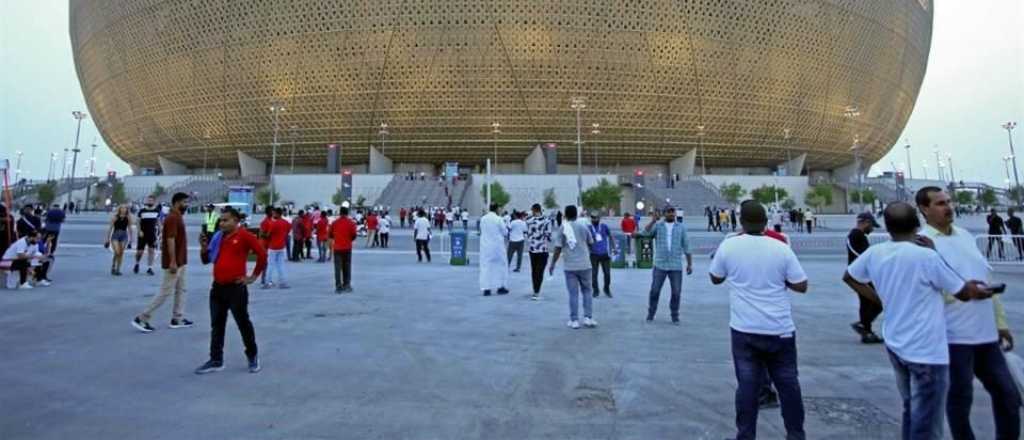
[374,175,465,209]
[636,178,729,215]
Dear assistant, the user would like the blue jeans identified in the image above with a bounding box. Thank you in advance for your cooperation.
[887,349,949,440]
[731,329,805,440]
[564,269,593,321]
[266,249,288,285]
[947,342,1021,440]
[648,268,682,320]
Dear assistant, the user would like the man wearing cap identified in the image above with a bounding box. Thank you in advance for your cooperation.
[710,200,809,440]
[847,212,884,344]
[643,205,693,324]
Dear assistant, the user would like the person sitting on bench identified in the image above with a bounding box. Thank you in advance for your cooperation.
[3,230,40,290]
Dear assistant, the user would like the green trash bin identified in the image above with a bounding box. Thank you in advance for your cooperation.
[635,234,654,269]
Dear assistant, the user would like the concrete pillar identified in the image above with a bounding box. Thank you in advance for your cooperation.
[781,153,806,177]
[523,146,546,174]
[369,146,393,174]
[668,149,697,177]
[237,150,267,177]
[157,156,188,175]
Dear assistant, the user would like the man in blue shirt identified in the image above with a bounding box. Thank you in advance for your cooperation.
[588,212,617,298]
[43,204,66,254]
[643,206,693,324]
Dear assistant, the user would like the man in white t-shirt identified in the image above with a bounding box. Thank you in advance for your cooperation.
[3,230,40,289]
[413,209,431,263]
[844,202,992,440]
[914,187,1019,439]
[709,200,808,440]
[506,212,527,272]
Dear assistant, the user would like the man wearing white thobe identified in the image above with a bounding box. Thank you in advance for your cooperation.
[479,203,510,296]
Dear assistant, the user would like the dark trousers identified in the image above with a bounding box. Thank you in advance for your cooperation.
[379,232,389,248]
[208,282,258,363]
[529,252,549,294]
[333,250,352,288]
[805,220,813,234]
[291,238,304,261]
[987,237,1006,259]
[590,254,611,293]
[731,329,805,440]
[35,260,50,281]
[416,239,431,262]
[857,292,883,331]
[507,241,524,270]
[45,230,60,253]
[947,342,1021,440]
[1013,237,1024,259]
[648,268,682,319]
[11,259,29,284]
[305,238,313,258]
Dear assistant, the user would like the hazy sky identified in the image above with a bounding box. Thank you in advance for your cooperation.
[2,1,1022,185]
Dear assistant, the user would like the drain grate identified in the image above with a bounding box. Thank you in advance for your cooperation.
[804,397,898,431]
[574,384,617,412]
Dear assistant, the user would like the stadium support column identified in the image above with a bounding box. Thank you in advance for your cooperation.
[237,151,267,178]
[523,145,546,174]
[781,153,806,177]
[668,149,697,178]
[369,146,393,174]
[157,156,188,175]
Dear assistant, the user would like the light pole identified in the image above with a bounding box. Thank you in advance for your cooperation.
[849,135,864,213]
[904,140,913,179]
[13,150,22,182]
[946,153,955,183]
[379,122,389,156]
[1003,122,1019,191]
[933,147,943,181]
[84,143,98,210]
[289,125,298,174]
[571,97,586,205]
[591,123,601,174]
[782,128,792,175]
[67,111,87,207]
[1003,156,1013,189]
[60,148,69,181]
[491,122,501,172]
[269,101,285,207]
[922,162,929,179]
[697,125,706,175]
[47,153,57,182]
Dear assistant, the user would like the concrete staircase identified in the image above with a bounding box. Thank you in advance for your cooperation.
[636,177,728,215]
[374,175,469,209]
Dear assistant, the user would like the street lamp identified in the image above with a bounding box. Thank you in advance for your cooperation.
[571,97,586,205]
[1003,156,1013,190]
[269,101,286,207]
[491,122,501,172]
[697,125,706,175]
[379,122,389,156]
[84,143,98,210]
[67,111,88,207]
[849,135,864,213]
[933,146,944,182]
[922,161,929,179]
[591,123,601,174]
[289,125,299,174]
[13,150,22,182]
[47,153,57,181]
[1003,122,1020,191]
[946,152,955,183]
[904,140,913,180]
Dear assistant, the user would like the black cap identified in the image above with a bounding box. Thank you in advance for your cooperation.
[857,212,880,227]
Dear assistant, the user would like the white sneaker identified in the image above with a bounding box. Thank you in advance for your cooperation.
[567,320,580,329]
[19,283,33,290]
[583,317,598,328]
[37,280,52,287]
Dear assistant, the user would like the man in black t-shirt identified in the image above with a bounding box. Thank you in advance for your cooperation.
[986,208,1006,259]
[1007,208,1023,260]
[847,212,883,344]
[133,196,161,275]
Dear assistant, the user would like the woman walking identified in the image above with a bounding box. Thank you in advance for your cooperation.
[104,205,134,276]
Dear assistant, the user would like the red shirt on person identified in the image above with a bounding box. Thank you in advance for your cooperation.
[329,216,358,251]
[764,229,789,244]
[259,217,273,244]
[302,215,314,236]
[267,218,290,250]
[366,214,379,231]
[206,228,268,284]
[621,216,637,234]
[315,216,329,239]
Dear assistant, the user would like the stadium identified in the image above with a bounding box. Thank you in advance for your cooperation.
[68,0,933,211]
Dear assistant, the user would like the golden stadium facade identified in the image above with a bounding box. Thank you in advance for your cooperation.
[71,0,933,173]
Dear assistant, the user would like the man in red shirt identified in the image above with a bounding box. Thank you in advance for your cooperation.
[364,211,379,248]
[302,211,315,260]
[620,212,637,256]
[195,207,268,375]
[258,206,274,285]
[329,206,359,293]
[314,211,329,263]
[399,207,408,229]
[263,207,290,289]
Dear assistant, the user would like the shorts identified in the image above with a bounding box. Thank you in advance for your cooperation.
[111,230,129,242]
[137,233,157,250]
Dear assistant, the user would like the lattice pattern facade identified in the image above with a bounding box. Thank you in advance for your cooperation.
[71,0,932,172]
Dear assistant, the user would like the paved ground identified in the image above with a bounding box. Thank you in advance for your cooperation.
[1,234,1021,439]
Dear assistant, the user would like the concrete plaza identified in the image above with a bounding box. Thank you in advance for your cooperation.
[1,223,1021,439]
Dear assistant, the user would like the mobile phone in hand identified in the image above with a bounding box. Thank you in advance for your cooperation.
[987,283,1006,294]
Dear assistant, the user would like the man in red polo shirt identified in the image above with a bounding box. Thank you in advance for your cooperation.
[329,206,358,293]
[620,212,637,255]
[263,208,290,289]
[195,207,268,375]
[364,210,379,248]
[315,211,329,263]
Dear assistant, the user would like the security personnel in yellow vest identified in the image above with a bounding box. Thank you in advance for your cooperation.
[203,204,219,238]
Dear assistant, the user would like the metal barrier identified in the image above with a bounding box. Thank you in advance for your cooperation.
[976,234,1024,265]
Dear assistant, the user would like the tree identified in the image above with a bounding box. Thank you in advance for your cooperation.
[150,183,166,198]
[781,198,796,210]
[979,188,998,207]
[543,188,558,209]
[750,185,788,205]
[37,182,57,206]
[331,188,347,206]
[719,182,746,204]
[255,187,280,207]
[580,178,622,213]
[110,182,127,205]
[480,181,511,209]
[849,188,877,206]
[954,190,974,206]
[355,194,367,207]
[804,183,833,211]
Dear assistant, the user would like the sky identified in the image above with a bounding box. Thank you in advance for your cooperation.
[1,0,1022,185]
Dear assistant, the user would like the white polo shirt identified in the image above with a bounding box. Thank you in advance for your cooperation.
[921,224,999,345]
[847,241,964,365]
[709,234,808,335]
